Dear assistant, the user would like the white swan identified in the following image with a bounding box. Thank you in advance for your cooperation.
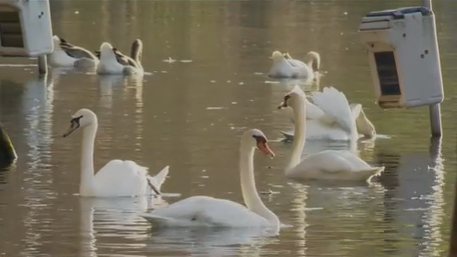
[96,39,144,75]
[280,87,376,141]
[48,35,99,68]
[278,86,384,182]
[141,129,279,228]
[62,108,169,197]
[268,51,320,80]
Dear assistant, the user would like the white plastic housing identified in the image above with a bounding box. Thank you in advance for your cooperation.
[358,7,444,109]
[0,0,53,57]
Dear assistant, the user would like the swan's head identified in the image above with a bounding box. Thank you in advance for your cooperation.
[63,109,98,138]
[242,129,275,158]
[277,85,306,109]
[270,51,285,61]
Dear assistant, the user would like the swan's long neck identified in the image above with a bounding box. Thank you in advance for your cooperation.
[287,98,306,171]
[130,40,143,64]
[80,124,97,195]
[239,143,278,225]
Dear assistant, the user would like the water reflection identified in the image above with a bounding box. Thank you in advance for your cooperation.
[146,226,278,256]
[79,196,167,257]
[376,137,445,256]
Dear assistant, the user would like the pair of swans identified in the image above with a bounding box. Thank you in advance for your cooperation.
[279,86,384,181]
[141,88,383,228]
[48,35,144,75]
[63,108,168,197]
[65,109,281,230]
[281,87,376,141]
[268,51,320,81]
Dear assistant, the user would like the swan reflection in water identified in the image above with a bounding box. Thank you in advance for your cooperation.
[146,226,279,257]
[79,196,168,257]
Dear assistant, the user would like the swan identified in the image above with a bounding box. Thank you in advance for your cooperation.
[96,39,144,75]
[48,35,99,69]
[268,51,320,80]
[141,129,279,228]
[62,108,169,197]
[278,86,384,182]
[280,87,376,141]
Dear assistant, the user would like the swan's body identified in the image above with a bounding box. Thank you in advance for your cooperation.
[281,87,376,141]
[268,51,320,80]
[48,35,99,68]
[141,129,279,229]
[96,40,144,75]
[63,108,169,197]
[278,86,384,182]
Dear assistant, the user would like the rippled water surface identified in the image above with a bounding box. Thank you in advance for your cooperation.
[0,1,456,257]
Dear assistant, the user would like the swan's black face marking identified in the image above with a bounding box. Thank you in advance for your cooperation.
[278,94,290,109]
[252,134,267,144]
[252,135,275,158]
[94,50,101,59]
[63,115,83,138]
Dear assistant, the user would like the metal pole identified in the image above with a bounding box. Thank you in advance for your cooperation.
[37,55,48,75]
[422,0,443,137]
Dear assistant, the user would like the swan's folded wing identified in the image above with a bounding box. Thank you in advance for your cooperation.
[311,87,353,133]
[295,150,353,173]
[333,151,372,170]
[142,196,267,227]
[305,98,326,120]
[94,159,148,196]
[61,45,96,59]
[287,59,306,68]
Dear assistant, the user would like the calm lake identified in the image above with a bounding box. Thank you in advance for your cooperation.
[0,1,456,256]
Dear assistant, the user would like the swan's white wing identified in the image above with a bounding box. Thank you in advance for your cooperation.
[142,196,268,227]
[305,98,326,120]
[331,151,372,170]
[148,165,169,191]
[93,159,149,197]
[311,87,354,133]
[292,150,353,174]
[287,59,306,68]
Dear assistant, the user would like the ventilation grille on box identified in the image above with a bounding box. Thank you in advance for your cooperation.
[374,51,401,96]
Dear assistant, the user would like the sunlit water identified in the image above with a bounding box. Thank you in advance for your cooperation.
[0,1,456,257]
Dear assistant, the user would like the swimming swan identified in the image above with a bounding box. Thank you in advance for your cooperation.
[281,87,376,141]
[48,35,99,68]
[62,108,169,197]
[268,51,320,80]
[278,86,384,182]
[96,39,144,75]
[141,129,279,228]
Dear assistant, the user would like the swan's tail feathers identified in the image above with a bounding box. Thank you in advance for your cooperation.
[311,87,355,134]
[140,213,172,227]
[151,165,170,190]
[280,130,295,141]
[364,166,385,182]
[305,51,321,71]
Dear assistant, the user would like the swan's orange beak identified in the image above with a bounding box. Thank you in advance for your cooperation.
[258,142,275,159]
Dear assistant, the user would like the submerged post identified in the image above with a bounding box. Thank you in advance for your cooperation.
[37,55,48,75]
[423,0,443,137]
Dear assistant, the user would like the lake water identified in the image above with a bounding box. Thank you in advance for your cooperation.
[0,1,456,256]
